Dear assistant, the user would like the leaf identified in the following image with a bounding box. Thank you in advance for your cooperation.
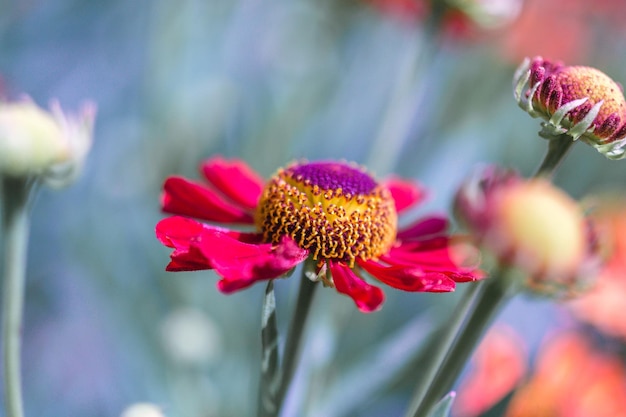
[257,280,281,417]
[427,392,456,417]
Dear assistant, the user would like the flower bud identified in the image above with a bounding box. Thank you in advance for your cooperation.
[514,56,626,159]
[0,99,95,186]
[455,167,600,296]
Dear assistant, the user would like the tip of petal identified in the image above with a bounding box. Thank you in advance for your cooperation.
[385,176,426,214]
[200,156,264,210]
[329,261,385,313]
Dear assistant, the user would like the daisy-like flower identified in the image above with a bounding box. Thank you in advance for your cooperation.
[156,157,481,312]
[514,56,626,159]
[454,166,600,297]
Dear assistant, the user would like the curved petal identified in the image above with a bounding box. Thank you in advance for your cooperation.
[166,245,212,271]
[397,215,449,241]
[162,176,255,224]
[156,215,205,249]
[328,261,384,313]
[156,216,213,271]
[384,237,483,282]
[201,157,264,210]
[156,216,263,272]
[195,235,309,293]
[358,259,456,292]
[156,216,261,247]
[384,176,426,214]
[387,241,454,266]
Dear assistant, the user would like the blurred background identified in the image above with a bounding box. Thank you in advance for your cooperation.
[2,0,626,416]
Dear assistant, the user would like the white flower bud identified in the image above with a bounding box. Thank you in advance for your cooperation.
[0,98,95,186]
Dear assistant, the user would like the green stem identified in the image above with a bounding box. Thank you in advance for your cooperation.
[2,177,35,417]
[403,282,482,417]
[411,275,518,417]
[275,270,318,415]
[257,281,280,417]
[534,136,574,179]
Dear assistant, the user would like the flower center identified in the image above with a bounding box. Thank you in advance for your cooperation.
[554,67,626,124]
[255,161,397,264]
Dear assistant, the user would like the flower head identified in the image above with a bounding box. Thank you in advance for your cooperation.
[454,166,599,296]
[156,157,481,312]
[0,98,96,186]
[514,56,626,159]
[255,162,397,264]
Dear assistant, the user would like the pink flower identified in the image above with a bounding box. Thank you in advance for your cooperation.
[156,157,481,312]
[454,166,600,296]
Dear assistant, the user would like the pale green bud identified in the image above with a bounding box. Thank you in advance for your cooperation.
[0,99,95,186]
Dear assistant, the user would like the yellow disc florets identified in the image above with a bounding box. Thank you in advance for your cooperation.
[255,161,397,265]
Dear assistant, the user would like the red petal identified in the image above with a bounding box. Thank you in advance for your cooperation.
[201,157,264,210]
[156,217,213,271]
[166,245,212,271]
[358,259,456,292]
[156,216,263,272]
[387,241,454,266]
[156,216,261,248]
[384,177,426,214]
[328,261,385,313]
[194,235,308,293]
[161,176,255,224]
[156,216,205,249]
[397,216,448,241]
[384,241,483,283]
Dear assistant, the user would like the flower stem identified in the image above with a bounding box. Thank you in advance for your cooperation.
[258,281,280,417]
[409,275,518,417]
[275,270,318,415]
[534,136,574,178]
[403,282,482,417]
[2,177,35,417]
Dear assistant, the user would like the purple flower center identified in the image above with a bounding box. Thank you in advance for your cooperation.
[289,162,377,195]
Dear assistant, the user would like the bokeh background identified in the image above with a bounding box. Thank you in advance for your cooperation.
[2,0,626,416]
